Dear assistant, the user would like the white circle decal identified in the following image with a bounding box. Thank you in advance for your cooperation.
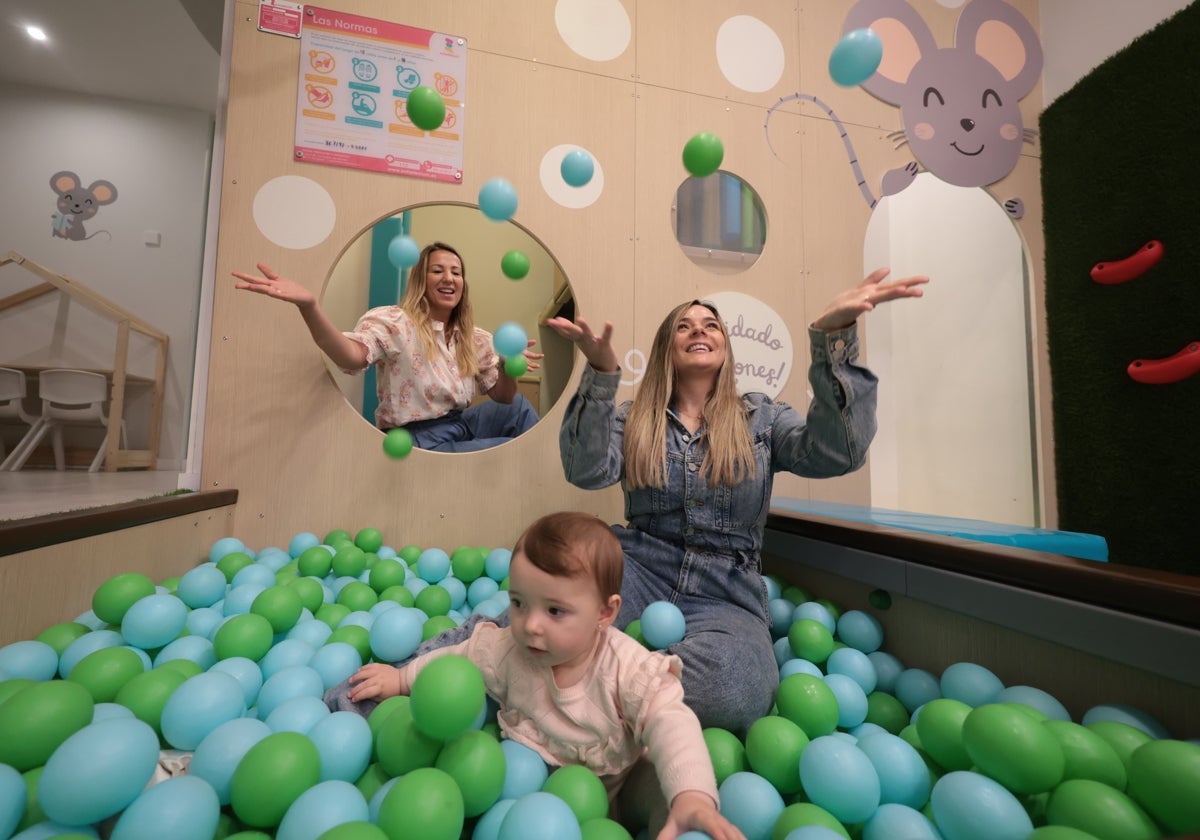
[252,176,336,250]
[539,144,605,209]
[555,0,632,63]
[705,291,793,398]
[716,16,785,93]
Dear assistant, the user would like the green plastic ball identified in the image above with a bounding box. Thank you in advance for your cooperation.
[501,250,531,280]
[324,529,353,547]
[625,619,646,647]
[315,603,352,631]
[1025,827,1102,840]
[0,678,34,708]
[745,714,809,794]
[368,695,410,741]
[410,654,485,741]
[16,766,46,834]
[703,727,748,787]
[383,428,414,460]
[422,615,457,641]
[354,763,391,803]
[377,766,463,840]
[0,680,94,771]
[230,731,321,827]
[868,589,893,610]
[788,618,834,664]
[405,86,446,131]
[504,355,528,378]
[915,698,973,771]
[682,131,724,177]
[251,585,304,634]
[317,822,389,840]
[369,559,408,594]
[580,817,635,840]
[355,527,383,553]
[543,764,609,823]
[213,613,274,662]
[375,701,442,775]
[1086,720,1152,776]
[1127,738,1200,834]
[397,545,421,564]
[36,621,91,656]
[775,673,839,739]
[67,646,146,703]
[962,703,1066,794]
[450,548,486,584]
[327,625,371,664]
[415,584,451,617]
[865,690,909,735]
[297,546,334,578]
[337,581,378,612]
[156,658,204,680]
[216,551,255,583]
[92,572,156,624]
[290,577,326,613]
[379,584,416,608]
[1045,779,1160,840]
[115,667,188,735]
[332,545,368,579]
[771,802,852,840]
[782,585,811,605]
[436,729,506,817]
[1043,720,1127,789]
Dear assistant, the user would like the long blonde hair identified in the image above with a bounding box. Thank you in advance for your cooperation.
[624,300,754,488]
[399,241,479,377]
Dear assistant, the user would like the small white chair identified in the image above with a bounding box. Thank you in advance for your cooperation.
[3,369,127,473]
[0,367,39,467]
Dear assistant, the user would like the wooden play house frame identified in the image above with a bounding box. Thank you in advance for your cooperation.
[0,251,168,471]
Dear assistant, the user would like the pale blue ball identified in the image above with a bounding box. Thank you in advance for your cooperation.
[718,771,786,840]
[258,639,316,680]
[178,564,228,608]
[376,546,398,560]
[773,636,794,667]
[387,235,420,270]
[641,600,686,650]
[824,672,869,728]
[110,775,220,840]
[288,617,333,647]
[10,820,100,839]
[792,601,836,634]
[468,576,500,607]
[768,598,794,639]
[559,149,595,187]
[763,575,783,601]
[154,635,216,670]
[0,763,25,840]
[498,791,581,840]
[39,717,160,826]
[941,662,1004,708]
[232,563,276,591]
[189,717,272,805]
[210,656,265,707]
[826,646,878,694]
[59,629,124,678]
[856,732,932,809]
[440,576,468,611]
[338,610,374,631]
[309,642,363,691]
[799,735,881,824]
[850,721,889,740]
[1081,703,1170,739]
[369,606,424,663]
[93,702,135,722]
[256,665,325,720]
[678,832,719,840]
[929,770,1032,840]
[474,798,517,840]
[277,782,367,840]
[121,646,153,671]
[0,640,58,681]
[265,694,330,734]
[254,547,292,571]
[994,685,1070,721]
[780,658,823,680]
[407,578,430,598]
[416,548,451,583]
[499,739,549,800]
[489,591,510,610]
[369,777,399,823]
[209,536,246,564]
[74,609,107,630]
[868,650,904,694]
[309,711,373,783]
[222,583,266,617]
[862,803,942,840]
[290,532,320,558]
[836,610,884,652]
[161,670,246,750]
[479,177,519,222]
[895,668,942,713]
[828,28,884,87]
[474,599,506,619]
[485,549,512,581]
[185,606,224,640]
[122,593,188,650]
[492,322,529,359]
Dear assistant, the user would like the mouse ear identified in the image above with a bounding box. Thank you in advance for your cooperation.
[843,0,937,105]
[50,171,81,195]
[955,0,1043,97]
[88,181,119,206]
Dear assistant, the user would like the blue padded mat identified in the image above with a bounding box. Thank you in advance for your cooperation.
[771,498,1109,562]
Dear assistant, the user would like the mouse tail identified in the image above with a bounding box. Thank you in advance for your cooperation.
[82,230,113,241]
[765,92,879,209]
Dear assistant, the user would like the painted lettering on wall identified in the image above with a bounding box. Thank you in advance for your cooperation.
[706,291,793,398]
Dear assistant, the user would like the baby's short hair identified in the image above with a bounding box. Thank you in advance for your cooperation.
[513,512,623,600]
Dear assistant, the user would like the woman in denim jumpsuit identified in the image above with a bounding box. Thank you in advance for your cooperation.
[548,268,927,734]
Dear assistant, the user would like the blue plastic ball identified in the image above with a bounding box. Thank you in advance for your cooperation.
[210,656,265,707]
[265,694,330,734]
[560,149,595,187]
[498,791,581,840]
[276,779,369,840]
[895,668,942,713]
[288,617,334,647]
[468,576,500,608]
[856,732,932,809]
[440,577,468,612]
[499,739,550,800]
[640,601,686,650]
[178,564,228,609]
[39,717,161,826]
[768,598,794,639]
[995,685,1070,721]
[93,701,135,722]
[387,235,420,270]
[718,771,785,840]
[185,606,224,640]
[773,636,795,668]
[868,651,904,694]
[780,658,824,680]
[792,601,836,634]
[829,28,884,87]
[222,583,266,617]
[59,629,124,678]
[485,549,512,581]
[0,763,25,840]
[0,640,58,681]
[209,537,246,564]
[784,829,846,840]
[826,646,878,694]
[308,711,373,783]
[190,717,272,805]
[1081,703,1170,739]
[153,635,217,671]
[232,563,277,591]
[474,798,517,840]
[256,665,325,720]
[258,639,317,681]
[823,673,869,728]
[941,661,1004,708]
[492,322,529,360]
[929,770,1033,840]
[798,735,881,824]
[836,610,884,652]
[289,532,320,558]
[110,775,220,840]
[161,670,247,750]
[369,605,425,663]
[862,803,943,840]
[255,547,292,571]
[121,593,188,650]
[416,548,451,583]
[479,178,519,222]
[308,641,363,691]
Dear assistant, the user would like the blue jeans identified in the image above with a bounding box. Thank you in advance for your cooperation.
[325,525,777,736]
[402,395,538,453]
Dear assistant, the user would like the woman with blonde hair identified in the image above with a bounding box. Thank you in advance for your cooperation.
[546,267,927,733]
[234,241,540,451]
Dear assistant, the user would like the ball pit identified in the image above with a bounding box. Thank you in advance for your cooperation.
[0,527,1195,840]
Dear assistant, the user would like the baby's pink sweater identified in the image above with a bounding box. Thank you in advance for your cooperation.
[400,622,720,805]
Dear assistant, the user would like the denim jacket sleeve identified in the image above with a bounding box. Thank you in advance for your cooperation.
[559,365,628,489]
[768,324,878,477]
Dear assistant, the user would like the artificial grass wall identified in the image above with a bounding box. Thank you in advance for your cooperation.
[1040,3,1200,575]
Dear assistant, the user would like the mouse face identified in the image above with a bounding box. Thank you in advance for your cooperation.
[50,170,118,240]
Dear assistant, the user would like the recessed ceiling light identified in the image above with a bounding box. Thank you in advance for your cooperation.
[25,25,48,42]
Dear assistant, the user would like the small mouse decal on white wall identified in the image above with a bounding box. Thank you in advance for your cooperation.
[50,170,118,241]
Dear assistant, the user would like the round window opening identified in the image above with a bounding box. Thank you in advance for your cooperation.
[672,170,767,274]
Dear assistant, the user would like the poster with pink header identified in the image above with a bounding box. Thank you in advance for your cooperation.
[294,6,466,183]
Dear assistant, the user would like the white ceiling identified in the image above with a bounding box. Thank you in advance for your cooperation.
[0,0,224,114]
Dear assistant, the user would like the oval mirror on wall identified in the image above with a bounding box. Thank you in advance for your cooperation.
[322,202,575,451]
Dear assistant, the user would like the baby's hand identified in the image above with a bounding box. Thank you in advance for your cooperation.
[346,663,403,702]
[657,791,746,840]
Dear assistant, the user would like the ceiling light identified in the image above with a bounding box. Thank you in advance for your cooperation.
[25,25,48,42]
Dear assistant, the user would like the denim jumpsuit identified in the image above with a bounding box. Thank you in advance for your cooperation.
[326,325,876,733]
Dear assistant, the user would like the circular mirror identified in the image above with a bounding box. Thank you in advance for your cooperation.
[672,170,767,274]
[322,202,576,451]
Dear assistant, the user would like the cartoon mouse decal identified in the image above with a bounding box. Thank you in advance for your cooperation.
[50,170,118,241]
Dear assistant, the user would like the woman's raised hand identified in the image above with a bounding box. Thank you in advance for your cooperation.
[811,267,929,332]
[546,315,619,373]
[233,262,317,309]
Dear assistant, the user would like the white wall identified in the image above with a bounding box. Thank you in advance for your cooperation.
[0,82,212,469]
